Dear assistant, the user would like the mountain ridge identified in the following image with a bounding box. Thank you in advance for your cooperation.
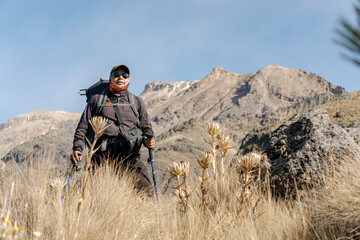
[140,65,346,135]
[0,65,350,169]
[0,110,80,159]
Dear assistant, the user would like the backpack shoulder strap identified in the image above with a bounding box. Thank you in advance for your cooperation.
[127,91,141,127]
[85,86,108,146]
[93,88,108,115]
[96,88,108,107]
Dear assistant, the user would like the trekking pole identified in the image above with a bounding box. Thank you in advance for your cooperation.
[147,148,159,201]
[61,164,80,202]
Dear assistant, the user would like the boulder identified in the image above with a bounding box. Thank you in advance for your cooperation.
[264,108,360,196]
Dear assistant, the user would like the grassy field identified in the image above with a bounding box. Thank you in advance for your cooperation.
[1,119,359,239]
[1,154,359,239]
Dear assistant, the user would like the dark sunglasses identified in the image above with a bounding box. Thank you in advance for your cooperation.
[112,72,129,79]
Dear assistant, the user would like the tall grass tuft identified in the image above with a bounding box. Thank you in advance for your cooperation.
[305,160,360,239]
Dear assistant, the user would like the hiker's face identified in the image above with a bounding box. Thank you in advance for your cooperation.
[111,69,129,85]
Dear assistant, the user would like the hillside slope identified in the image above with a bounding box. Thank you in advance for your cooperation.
[0,110,80,160]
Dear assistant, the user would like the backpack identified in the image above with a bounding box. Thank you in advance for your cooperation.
[80,78,143,154]
[80,78,140,124]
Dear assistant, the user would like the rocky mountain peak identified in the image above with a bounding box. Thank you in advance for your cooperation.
[254,65,346,95]
[200,66,244,86]
[141,80,199,103]
[138,65,348,136]
[211,66,228,74]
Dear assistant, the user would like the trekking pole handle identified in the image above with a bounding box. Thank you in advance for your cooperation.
[147,148,154,164]
[148,148,154,160]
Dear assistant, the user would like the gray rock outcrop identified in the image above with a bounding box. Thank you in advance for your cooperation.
[264,108,360,196]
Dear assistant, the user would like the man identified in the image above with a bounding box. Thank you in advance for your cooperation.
[70,64,155,193]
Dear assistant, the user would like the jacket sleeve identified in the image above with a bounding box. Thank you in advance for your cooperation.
[72,96,97,152]
[137,96,155,138]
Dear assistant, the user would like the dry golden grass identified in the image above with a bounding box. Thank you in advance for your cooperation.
[1,118,360,239]
[304,160,360,239]
[320,91,360,127]
[1,154,360,239]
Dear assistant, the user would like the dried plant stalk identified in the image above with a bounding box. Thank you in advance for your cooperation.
[204,121,221,187]
[217,134,232,176]
[259,153,272,197]
[168,161,191,211]
[75,117,109,240]
[204,121,221,195]
[234,152,262,207]
[78,117,108,211]
[182,161,190,202]
[197,151,214,207]
[205,121,221,138]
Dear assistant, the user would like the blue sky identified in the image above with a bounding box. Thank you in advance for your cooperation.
[0,0,359,124]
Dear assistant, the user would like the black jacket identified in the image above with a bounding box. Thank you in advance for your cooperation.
[73,90,154,152]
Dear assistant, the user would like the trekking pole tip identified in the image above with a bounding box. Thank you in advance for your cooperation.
[73,164,81,171]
